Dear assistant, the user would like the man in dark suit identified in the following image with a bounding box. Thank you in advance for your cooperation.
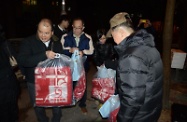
[18,18,63,122]
[0,24,20,122]
[53,14,70,41]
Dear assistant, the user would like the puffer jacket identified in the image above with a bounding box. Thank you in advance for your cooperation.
[115,29,163,122]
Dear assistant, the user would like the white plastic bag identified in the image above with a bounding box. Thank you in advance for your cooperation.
[99,94,120,118]
[95,65,116,79]
[91,65,116,102]
[37,53,73,69]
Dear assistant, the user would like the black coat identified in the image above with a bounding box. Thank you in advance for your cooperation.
[93,41,116,67]
[17,35,63,84]
[115,29,163,122]
[53,25,68,41]
[0,36,20,103]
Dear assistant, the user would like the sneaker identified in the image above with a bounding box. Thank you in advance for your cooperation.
[80,107,88,115]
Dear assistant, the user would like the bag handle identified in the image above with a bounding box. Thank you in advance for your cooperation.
[72,50,79,58]
[6,42,12,57]
[55,53,61,58]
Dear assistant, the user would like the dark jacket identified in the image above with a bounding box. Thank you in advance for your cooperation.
[93,41,116,67]
[0,36,20,103]
[53,25,68,41]
[136,25,156,38]
[115,29,163,122]
[17,35,63,84]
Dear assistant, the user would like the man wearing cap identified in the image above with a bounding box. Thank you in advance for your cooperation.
[108,12,163,122]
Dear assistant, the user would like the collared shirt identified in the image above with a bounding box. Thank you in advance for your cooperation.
[73,32,84,47]
[43,41,50,47]
[73,34,80,47]
[58,25,64,31]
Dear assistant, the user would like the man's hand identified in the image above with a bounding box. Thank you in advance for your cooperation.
[69,47,79,53]
[46,50,56,59]
[79,51,83,57]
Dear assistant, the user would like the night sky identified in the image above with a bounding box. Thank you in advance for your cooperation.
[67,0,167,34]
[0,0,169,38]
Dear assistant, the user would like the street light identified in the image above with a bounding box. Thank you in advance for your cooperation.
[61,0,67,15]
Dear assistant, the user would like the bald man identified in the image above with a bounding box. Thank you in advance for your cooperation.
[18,18,63,122]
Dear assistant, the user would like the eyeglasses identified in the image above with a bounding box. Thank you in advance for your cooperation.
[99,37,106,40]
[73,27,83,30]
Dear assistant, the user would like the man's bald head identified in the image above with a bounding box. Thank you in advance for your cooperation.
[38,18,53,31]
[37,18,54,42]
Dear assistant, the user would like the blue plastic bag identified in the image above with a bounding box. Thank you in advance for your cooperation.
[99,94,120,118]
[71,50,86,81]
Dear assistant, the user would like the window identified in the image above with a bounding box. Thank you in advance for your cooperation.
[22,0,37,5]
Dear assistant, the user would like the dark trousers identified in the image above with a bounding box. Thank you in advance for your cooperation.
[27,82,62,122]
[0,88,19,122]
[0,102,19,122]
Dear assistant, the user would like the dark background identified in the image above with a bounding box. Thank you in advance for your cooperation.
[0,0,168,38]
[0,0,187,44]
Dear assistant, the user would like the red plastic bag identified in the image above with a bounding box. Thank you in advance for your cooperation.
[35,54,74,107]
[91,65,116,103]
[91,78,115,103]
[73,69,86,102]
[108,107,120,122]
[35,67,73,107]
[35,53,86,107]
